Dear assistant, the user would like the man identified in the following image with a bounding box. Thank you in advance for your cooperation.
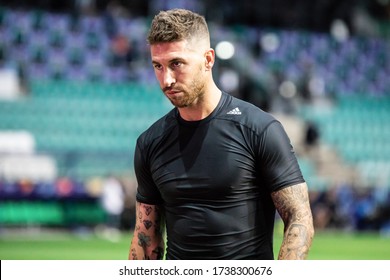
[129,8,314,260]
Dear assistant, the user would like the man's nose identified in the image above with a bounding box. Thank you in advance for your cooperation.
[163,69,175,87]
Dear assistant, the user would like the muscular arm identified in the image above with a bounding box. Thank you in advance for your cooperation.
[129,202,165,260]
[271,182,314,260]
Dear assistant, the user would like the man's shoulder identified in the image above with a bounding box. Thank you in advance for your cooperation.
[219,93,278,133]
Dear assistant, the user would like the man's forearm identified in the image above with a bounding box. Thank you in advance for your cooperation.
[129,231,164,260]
[272,183,315,260]
[129,202,165,260]
[278,221,314,260]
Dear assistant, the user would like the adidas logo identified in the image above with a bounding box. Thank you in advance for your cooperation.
[227,107,242,115]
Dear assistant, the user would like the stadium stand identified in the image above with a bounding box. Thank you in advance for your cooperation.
[0,5,389,232]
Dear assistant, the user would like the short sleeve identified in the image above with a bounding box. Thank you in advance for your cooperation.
[257,121,305,192]
[134,139,163,205]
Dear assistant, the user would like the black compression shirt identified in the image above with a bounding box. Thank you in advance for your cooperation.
[134,92,304,259]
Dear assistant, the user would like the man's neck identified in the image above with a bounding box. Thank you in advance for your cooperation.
[178,85,222,121]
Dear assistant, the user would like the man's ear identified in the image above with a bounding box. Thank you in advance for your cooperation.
[204,48,215,70]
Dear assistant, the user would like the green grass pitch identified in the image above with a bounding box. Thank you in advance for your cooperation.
[1,229,390,260]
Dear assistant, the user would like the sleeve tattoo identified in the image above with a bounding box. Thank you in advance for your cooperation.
[271,183,315,260]
[129,202,165,260]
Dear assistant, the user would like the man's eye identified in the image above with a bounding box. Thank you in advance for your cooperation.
[153,64,162,70]
[172,61,182,67]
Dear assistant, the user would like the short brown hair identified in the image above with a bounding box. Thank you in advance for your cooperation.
[147,9,209,45]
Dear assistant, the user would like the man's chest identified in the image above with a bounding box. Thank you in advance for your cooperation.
[148,123,259,203]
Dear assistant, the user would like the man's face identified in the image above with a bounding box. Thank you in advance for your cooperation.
[150,40,207,108]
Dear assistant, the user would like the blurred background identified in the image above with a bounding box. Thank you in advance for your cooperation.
[0,0,390,258]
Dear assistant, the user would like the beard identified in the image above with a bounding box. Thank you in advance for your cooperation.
[164,68,206,108]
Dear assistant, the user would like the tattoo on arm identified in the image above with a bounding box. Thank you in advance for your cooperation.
[152,246,164,260]
[138,231,151,248]
[272,183,314,260]
[130,248,137,260]
[143,220,153,230]
[143,205,153,216]
[129,203,165,260]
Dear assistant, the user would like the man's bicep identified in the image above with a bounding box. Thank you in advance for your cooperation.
[258,121,304,192]
[271,182,312,223]
[134,142,163,204]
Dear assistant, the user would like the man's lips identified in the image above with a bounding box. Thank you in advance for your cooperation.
[165,89,181,95]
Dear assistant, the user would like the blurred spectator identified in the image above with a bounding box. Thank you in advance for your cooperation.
[354,189,378,231]
[310,189,336,230]
[108,34,136,80]
[103,0,125,39]
[74,0,97,16]
[298,60,315,103]
[99,174,125,241]
[110,34,132,65]
[55,176,74,197]
[304,121,320,154]
[0,45,28,99]
[305,122,319,145]
[18,179,34,196]
[120,177,137,230]
[106,0,129,19]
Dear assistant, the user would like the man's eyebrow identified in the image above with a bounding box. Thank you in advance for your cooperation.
[169,58,185,64]
[152,57,185,65]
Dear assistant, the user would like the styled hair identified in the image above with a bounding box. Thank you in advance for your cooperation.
[147,9,209,46]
